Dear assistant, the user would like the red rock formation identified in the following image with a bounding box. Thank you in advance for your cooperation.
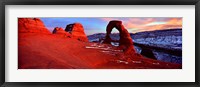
[52,27,71,38]
[65,23,88,42]
[103,20,136,55]
[18,18,50,34]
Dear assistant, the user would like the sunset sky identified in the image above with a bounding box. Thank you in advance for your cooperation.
[41,17,182,35]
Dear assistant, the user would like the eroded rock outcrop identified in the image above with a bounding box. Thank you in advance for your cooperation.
[65,23,88,42]
[103,20,136,55]
[52,27,71,38]
[18,18,50,34]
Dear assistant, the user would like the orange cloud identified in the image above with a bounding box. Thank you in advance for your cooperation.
[128,18,155,25]
[146,18,182,30]
[166,18,182,25]
[124,22,143,29]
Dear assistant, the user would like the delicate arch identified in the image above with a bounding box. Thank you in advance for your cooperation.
[103,20,136,54]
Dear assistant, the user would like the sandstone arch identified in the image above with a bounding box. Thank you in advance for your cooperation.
[103,20,136,55]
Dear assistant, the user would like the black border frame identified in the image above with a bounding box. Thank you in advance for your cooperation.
[0,0,199,87]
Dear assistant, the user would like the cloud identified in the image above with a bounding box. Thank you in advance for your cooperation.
[145,22,167,26]
[145,18,182,30]
[101,18,120,22]
[99,17,182,33]
[126,18,182,33]
[127,18,155,25]
[166,18,182,25]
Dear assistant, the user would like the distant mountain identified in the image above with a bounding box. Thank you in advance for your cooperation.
[131,28,182,39]
[88,28,181,41]
[87,33,106,42]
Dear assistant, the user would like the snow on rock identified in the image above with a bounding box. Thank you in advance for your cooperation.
[134,36,182,50]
